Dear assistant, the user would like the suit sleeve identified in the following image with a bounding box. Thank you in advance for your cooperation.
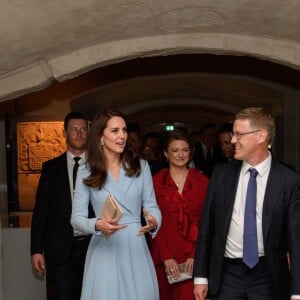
[288,175,300,295]
[193,167,217,278]
[30,162,50,255]
[189,172,209,259]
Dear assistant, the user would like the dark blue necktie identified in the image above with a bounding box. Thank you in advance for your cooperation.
[243,168,259,268]
[73,157,81,190]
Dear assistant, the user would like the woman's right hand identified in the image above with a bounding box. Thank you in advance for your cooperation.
[95,217,127,237]
[164,258,180,280]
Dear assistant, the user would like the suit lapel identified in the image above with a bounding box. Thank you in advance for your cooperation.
[58,153,72,207]
[262,161,282,240]
[223,162,242,235]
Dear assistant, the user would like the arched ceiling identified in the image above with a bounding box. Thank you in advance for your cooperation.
[0,1,299,136]
[71,71,283,130]
[1,54,292,133]
[0,0,300,103]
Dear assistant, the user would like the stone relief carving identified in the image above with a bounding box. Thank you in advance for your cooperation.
[17,122,66,211]
[18,174,41,211]
[156,6,225,33]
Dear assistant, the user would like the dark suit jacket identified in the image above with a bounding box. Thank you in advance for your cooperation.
[193,143,223,178]
[31,153,82,264]
[193,159,300,300]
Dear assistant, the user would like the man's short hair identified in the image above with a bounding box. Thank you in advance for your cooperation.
[235,107,275,145]
[64,112,89,130]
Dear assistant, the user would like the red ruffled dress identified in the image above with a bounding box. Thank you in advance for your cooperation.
[151,168,209,300]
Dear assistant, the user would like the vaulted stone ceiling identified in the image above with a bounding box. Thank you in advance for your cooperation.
[0,1,300,131]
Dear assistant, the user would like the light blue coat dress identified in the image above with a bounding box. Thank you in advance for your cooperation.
[71,159,162,300]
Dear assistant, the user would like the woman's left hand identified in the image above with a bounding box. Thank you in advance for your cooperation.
[138,208,158,235]
[184,258,194,276]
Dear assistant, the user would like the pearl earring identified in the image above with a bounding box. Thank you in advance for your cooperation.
[100,139,104,146]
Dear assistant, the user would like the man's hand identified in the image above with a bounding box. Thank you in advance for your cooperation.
[31,253,46,274]
[194,283,208,300]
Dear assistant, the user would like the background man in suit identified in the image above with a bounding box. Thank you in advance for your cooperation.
[193,123,223,177]
[217,122,235,161]
[193,107,300,300]
[31,112,90,300]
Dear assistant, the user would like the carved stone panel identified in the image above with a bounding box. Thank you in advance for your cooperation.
[18,173,41,211]
[17,122,66,211]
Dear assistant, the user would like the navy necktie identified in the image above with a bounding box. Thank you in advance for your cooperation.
[243,168,259,268]
[73,157,81,190]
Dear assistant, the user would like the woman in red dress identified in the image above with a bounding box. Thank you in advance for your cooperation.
[151,130,209,300]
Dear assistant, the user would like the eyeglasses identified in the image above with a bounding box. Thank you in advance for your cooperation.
[69,127,88,134]
[230,129,261,140]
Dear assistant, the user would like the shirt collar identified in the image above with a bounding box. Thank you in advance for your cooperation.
[241,151,272,177]
[67,151,87,165]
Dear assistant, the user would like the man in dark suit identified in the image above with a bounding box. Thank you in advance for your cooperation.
[193,107,300,300]
[193,123,223,177]
[31,112,91,300]
[217,122,235,161]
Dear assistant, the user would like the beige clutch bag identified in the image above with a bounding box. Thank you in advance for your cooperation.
[100,194,123,239]
[100,194,123,221]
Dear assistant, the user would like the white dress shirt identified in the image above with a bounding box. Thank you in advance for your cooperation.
[67,151,87,236]
[66,151,87,200]
[224,155,271,258]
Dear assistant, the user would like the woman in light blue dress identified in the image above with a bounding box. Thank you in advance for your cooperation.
[71,109,161,300]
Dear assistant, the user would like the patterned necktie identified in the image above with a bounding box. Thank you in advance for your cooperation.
[73,157,81,190]
[243,168,259,268]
